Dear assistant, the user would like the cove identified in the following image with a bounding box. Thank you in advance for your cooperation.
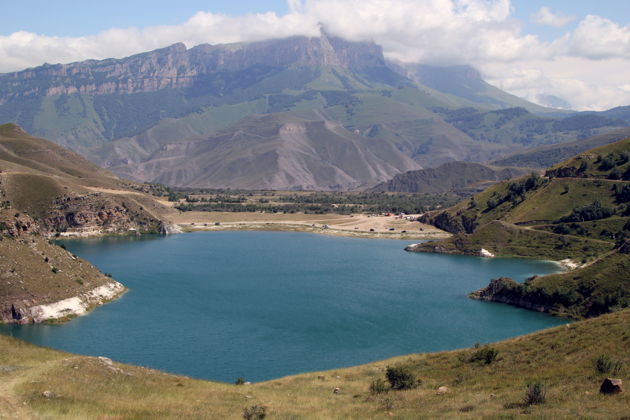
[0,231,566,382]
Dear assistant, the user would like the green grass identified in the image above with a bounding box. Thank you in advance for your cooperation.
[414,220,613,261]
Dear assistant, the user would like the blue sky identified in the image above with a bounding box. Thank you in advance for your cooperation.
[0,1,629,111]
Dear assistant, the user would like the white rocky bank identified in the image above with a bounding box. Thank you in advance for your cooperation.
[28,281,126,323]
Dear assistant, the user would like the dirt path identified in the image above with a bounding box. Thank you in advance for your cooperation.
[0,363,45,420]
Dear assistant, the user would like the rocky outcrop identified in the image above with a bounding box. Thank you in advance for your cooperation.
[41,193,163,236]
[469,277,556,314]
[2,281,126,324]
[420,211,477,234]
[600,378,624,394]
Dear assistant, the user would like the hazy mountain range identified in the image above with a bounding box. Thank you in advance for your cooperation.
[0,32,628,190]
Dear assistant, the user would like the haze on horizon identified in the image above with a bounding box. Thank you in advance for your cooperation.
[1,0,629,111]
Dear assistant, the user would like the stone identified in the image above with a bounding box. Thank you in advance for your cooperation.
[333,387,341,394]
[42,390,55,399]
[600,378,623,394]
[437,386,450,395]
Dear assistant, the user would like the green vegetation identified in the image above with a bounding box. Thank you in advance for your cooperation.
[523,382,547,406]
[171,190,458,215]
[468,347,499,365]
[385,365,421,390]
[594,354,623,375]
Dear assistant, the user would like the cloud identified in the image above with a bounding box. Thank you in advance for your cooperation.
[562,15,630,60]
[0,0,629,110]
[532,6,575,28]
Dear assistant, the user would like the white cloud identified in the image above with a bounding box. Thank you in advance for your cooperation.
[0,0,629,111]
[532,6,575,28]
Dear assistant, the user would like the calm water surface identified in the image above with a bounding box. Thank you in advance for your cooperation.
[1,231,566,382]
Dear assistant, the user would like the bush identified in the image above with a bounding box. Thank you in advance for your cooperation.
[385,365,420,390]
[235,377,246,385]
[369,378,389,394]
[468,347,499,364]
[594,354,623,374]
[523,382,546,405]
[242,405,266,420]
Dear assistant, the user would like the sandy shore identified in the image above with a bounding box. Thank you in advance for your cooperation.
[168,211,451,240]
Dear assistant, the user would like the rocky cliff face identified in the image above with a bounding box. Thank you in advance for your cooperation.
[0,34,386,102]
[42,193,163,236]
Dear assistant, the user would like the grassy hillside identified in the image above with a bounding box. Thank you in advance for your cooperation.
[0,123,172,234]
[371,161,530,194]
[413,138,630,317]
[1,308,628,418]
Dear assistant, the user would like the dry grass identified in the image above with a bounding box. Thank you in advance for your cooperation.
[1,309,628,419]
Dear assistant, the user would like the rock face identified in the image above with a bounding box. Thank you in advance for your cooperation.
[469,277,555,314]
[0,34,386,101]
[600,378,624,394]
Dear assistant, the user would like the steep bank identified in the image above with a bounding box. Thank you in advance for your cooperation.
[0,214,126,324]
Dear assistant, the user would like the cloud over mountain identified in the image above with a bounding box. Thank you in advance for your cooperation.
[0,0,629,111]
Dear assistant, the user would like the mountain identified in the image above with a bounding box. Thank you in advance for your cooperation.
[0,33,627,190]
[411,138,630,317]
[371,161,530,194]
[395,63,555,113]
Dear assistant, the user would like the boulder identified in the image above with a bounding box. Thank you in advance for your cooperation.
[600,378,623,394]
[437,386,450,395]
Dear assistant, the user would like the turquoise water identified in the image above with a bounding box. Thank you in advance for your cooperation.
[0,231,566,382]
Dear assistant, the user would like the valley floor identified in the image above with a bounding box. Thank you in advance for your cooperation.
[168,211,450,240]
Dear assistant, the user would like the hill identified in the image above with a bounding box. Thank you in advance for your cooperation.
[411,138,630,317]
[0,307,628,418]
[0,34,627,189]
[0,123,177,323]
[371,161,530,194]
[491,127,630,168]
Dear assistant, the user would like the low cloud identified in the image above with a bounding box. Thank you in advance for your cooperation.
[0,0,629,111]
[532,6,575,28]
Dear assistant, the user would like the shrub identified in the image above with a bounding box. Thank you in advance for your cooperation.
[235,377,246,385]
[369,378,389,394]
[385,365,420,390]
[523,382,546,405]
[242,404,266,420]
[468,347,499,364]
[594,354,623,374]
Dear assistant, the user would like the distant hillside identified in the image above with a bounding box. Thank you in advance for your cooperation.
[371,161,530,194]
[411,138,630,317]
[100,113,421,190]
[491,127,630,168]
[1,33,626,189]
[0,124,176,323]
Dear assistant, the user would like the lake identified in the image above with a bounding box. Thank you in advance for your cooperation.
[0,231,566,382]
